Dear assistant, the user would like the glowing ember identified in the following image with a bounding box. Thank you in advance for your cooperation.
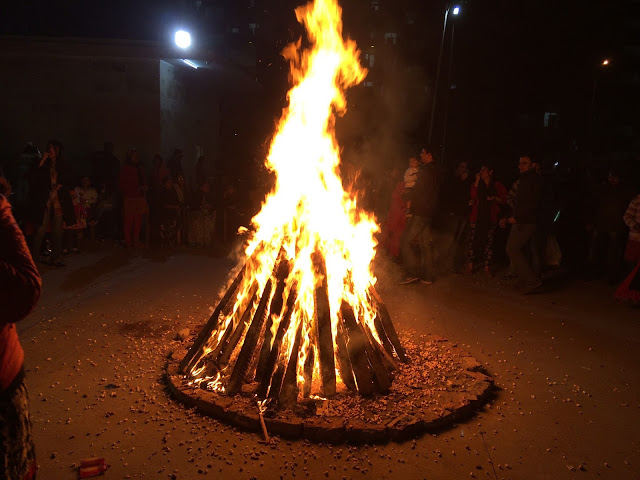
[181,0,406,404]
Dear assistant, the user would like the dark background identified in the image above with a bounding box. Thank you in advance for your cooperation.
[1,0,638,184]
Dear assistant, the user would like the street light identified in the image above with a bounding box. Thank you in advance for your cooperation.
[174,30,192,49]
[427,4,461,157]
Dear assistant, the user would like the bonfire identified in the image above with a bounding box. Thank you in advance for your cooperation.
[179,0,407,408]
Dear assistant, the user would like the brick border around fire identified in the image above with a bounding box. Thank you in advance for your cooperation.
[162,334,495,444]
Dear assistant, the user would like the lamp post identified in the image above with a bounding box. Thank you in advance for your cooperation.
[427,4,460,150]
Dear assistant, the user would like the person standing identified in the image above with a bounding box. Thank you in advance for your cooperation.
[29,140,75,267]
[118,149,148,248]
[505,155,543,293]
[615,193,640,303]
[586,170,635,283]
[0,193,41,480]
[441,161,471,273]
[400,147,440,284]
[466,165,507,275]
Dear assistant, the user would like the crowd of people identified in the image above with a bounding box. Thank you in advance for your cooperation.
[381,146,640,302]
[0,141,246,269]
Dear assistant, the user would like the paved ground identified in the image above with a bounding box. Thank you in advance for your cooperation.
[19,243,640,479]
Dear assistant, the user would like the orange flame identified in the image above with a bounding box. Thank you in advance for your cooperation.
[191,0,380,398]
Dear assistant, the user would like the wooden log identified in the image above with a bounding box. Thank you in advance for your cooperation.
[363,318,397,372]
[311,252,336,397]
[208,282,258,365]
[340,302,375,396]
[257,284,298,399]
[374,313,395,357]
[179,263,247,372]
[216,288,258,366]
[369,287,408,362]
[335,319,356,392]
[226,279,274,395]
[302,344,315,398]
[278,318,304,407]
[357,320,393,392]
[254,257,291,381]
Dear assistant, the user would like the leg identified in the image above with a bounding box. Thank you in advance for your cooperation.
[418,219,434,282]
[466,223,477,270]
[123,213,133,246]
[400,216,422,279]
[51,215,64,262]
[506,224,540,287]
[484,225,497,268]
[133,214,143,246]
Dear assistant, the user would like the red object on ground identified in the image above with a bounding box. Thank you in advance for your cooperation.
[78,457,108,478]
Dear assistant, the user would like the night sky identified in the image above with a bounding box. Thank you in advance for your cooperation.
[1,0,629,175]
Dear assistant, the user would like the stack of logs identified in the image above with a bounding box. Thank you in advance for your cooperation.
[179,244,407,407]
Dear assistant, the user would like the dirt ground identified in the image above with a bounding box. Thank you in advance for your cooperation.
[19,243,640,479]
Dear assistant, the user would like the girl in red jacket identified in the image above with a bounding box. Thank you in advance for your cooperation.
[0,194,41,479]
[466,165,507,275]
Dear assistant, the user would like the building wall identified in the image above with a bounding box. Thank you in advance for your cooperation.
[0,52,162,178]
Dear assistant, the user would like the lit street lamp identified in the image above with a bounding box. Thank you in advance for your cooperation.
[174,30,192,49]
[590,58,611,124]
[427,4,460,152]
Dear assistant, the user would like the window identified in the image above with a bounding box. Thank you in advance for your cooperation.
[544,112,559,128]
[384,33,397,45]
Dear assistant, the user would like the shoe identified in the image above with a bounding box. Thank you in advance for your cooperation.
[399,276,419,285]
[521,281,543,294]
[52,260,66,268]
[420,279,433,285]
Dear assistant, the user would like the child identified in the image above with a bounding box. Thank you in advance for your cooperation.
[403,157,419,212]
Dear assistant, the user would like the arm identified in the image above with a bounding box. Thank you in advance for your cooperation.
[0,196,42,324]
[623,196,640,231]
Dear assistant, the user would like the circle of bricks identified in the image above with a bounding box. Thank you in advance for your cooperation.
[163,333,494,444]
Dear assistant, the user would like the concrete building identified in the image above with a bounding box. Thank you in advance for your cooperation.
[0,35,259,187]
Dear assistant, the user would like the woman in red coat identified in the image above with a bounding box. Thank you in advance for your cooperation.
[0,194,41,479]
[119,149,148,248]
[466,165,507,274]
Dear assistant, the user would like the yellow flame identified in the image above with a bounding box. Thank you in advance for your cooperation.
[193,0,382,399]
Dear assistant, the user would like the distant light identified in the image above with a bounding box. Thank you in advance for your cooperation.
[602,59,610,66]
[175,30,192,49]
[452,6,460,15]
[554,161,559,167]
[182,59,198,69]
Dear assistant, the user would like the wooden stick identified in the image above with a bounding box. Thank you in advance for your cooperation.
[226,279,274,395]
[209,282,258,365]
[216,288,258,366]
[302,344,315,398]
[357,320,393,392]
[254,256,291,381]
[179,263,247,372]
[278,318,304,407]
[311,252,336,397]
[259,411,270,442]
[340,301,375,395]
[369,286,408,362]
[257,284,298,399]
[335,317,356,391]
[374,313,395,357]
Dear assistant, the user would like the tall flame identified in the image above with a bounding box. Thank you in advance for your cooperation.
[190,0,381,398]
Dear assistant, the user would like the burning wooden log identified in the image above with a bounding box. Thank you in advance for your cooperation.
[256,283,298,399]
[254,257,292,381]
[311,252,336,397]
[226,279,274,395]
[278,317,304,407]
[339,301,375,395]
[369,286,408,363]
[335,319,356,392]
[179,263,247,373]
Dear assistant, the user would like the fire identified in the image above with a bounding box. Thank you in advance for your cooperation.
[186,0,395,402]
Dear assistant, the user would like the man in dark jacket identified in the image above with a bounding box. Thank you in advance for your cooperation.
[400,147,440,284]
[505,155,543,293]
